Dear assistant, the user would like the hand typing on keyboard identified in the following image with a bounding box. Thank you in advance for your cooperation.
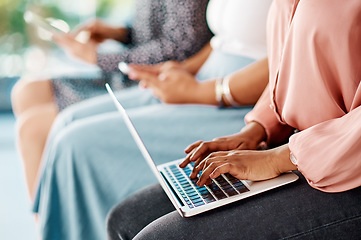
[180,122,266,170]
[179,122,297,187]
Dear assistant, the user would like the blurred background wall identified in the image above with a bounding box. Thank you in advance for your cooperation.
[0,0,134,109]
[0,0,134,239]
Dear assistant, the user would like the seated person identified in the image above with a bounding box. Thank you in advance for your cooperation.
[106,1,361,239]
[11,0,212,200]
[33,0,273,239]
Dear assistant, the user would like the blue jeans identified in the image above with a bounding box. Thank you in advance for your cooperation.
[107,171,361,240]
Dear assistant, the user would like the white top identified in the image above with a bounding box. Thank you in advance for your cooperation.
[206,0,272,60]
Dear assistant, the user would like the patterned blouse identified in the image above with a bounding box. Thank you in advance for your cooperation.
[97,0,213,72]
[52,0,212,110]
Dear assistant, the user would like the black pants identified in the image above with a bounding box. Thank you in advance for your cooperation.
[107,172,361,240]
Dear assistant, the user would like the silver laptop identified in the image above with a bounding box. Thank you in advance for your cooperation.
[105,83,299,217]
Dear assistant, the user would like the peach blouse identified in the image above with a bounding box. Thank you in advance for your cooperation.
[245,0,361,192]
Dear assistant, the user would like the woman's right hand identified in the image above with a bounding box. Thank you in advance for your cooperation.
[52,32,98,64]
[179,121,267,171]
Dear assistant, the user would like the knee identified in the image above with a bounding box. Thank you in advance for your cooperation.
[48,122,94,164]
[134,214,182,240]
[16,109,49,142]
[11,77,52,115]
[106,205,124,240]
[49,101,99,136]
[16,104,58,149]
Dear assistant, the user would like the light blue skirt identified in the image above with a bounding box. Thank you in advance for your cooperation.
[33,51,256,240]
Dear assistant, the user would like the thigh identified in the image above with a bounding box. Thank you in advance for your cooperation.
[36,104,252,212]
[107,184,175,240]
[11,78,54,115]
[56,86,158,123]
[119,172,361,240]
[47,87,160,143]
[128,104,253,163]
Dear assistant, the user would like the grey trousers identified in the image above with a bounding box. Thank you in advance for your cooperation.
[107,171,361,240]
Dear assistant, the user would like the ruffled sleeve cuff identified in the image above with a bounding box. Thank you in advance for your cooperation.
[245,86,294,146]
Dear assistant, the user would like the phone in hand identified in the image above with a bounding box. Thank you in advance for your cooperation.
[24,10,69,33]
[24,10,90,43]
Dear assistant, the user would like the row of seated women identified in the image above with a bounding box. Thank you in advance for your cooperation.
[11,0,361,239]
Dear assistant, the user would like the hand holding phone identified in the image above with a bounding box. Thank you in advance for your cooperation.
[24,10,90,44]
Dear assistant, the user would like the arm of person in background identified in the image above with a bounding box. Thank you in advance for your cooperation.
[128,58,269,106]
[96,0,212,72]
[73,19,130,44]
[128,42,213,76]
[52,19,129,64]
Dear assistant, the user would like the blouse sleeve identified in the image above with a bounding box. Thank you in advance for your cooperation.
[289,105,361,193]
[97,0,212,73]
[245,85,294,146]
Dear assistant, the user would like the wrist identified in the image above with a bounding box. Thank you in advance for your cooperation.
[241,121,267,144]
[192,80,218,105]
[222,76,240,107]
[181,60,198,75]
[271,144,298,174]
[215,77,224,107]
[113,27,129,43]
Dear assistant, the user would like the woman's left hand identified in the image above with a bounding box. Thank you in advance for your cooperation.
[194,144,297,186]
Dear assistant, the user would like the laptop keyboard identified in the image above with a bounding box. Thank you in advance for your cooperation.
[164,163,249,209]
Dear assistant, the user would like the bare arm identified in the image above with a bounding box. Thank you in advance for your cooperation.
[129,58,269,105]
[187,58,269,106]
[127,42,212,76]
[181,42,212,75]
[73,19,130,43]
[52,19,130,64]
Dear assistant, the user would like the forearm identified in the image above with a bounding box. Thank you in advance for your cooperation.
[227,58,269,106]
[189,58,269,106]
[107,27,130,43]
[181,42,212,75]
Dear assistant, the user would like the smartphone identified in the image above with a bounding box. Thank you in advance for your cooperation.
[24,10,90,43]
[24,10,70,33]
[118,62,131,75]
